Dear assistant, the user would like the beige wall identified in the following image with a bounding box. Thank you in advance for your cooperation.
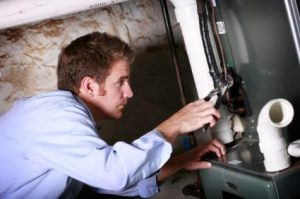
[0,0,179,114]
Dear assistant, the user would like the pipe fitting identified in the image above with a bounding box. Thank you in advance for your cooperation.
[212,106,234,144]
[257,98,294,172]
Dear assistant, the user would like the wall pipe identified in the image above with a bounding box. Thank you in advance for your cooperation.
[256,98,294,172]
[169,0,214,98]
[0,0,130,30]
[159,0,200,149]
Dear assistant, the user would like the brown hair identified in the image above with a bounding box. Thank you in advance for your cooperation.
[57,32,135,93]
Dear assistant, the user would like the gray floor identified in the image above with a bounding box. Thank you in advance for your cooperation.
[153,170,202,199]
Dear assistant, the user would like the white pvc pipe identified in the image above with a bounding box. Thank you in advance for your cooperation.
[0,0,129,30]
[211,106,234,144]
[256,99,294,172]
[169,0,214,98]
[288,139,300,157]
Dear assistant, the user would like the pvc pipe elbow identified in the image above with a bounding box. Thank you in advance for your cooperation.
[257,98,294,129]
[256,98,294,172]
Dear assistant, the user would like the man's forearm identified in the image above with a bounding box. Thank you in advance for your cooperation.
[157,154,185,182]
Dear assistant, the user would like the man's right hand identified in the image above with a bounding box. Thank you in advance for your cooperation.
[155,99,221,143]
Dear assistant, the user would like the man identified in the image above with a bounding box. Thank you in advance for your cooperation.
[0,32,225,198]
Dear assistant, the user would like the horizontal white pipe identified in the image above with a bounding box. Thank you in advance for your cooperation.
[0,0,129,30]
[257,98,294,172]
[169,0,214,98]
[288,139,300,157]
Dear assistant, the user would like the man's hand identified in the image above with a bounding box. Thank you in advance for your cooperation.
[156,100,220,142]
[157,139,225,182]
[180,139,225,170]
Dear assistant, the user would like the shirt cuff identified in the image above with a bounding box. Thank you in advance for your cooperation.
[137,173,160,198]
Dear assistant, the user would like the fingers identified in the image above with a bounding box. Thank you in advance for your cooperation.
[202,139,226,157]
[182,139,226,171]
[184,158,213,170]
[193,161,212,169]
[178,100,220,132]
[189,100,221,124]
[155,100,221,142]
[210,139,226,156]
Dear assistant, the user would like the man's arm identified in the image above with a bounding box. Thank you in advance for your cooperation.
[157,139,225,182]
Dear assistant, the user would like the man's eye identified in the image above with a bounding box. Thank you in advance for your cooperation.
[116,78,130,87]
[118,80,125,86]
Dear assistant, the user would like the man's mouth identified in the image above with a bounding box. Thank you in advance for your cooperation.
[119,103,127,109]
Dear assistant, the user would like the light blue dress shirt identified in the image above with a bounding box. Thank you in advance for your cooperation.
[0,90,172,198]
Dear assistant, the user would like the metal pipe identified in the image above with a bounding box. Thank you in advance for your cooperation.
[159,0,187,106]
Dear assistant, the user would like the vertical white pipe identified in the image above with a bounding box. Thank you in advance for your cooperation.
[169,0,214,98]
[257,99,294,172]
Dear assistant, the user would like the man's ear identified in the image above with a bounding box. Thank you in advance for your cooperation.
[79,76,95,97]
[79,76,106,97]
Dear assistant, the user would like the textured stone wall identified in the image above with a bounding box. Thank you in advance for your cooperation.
[0,0,179,114]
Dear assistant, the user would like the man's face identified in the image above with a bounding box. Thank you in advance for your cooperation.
[93,59,133,120]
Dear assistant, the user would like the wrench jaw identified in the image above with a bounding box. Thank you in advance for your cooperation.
[204,88,220,101]
[201,75,234,133]
[204,74,234,107]
[220,74,234,97]
[201,88,221,133]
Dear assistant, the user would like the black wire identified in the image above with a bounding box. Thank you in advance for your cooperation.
[197,0,221,87]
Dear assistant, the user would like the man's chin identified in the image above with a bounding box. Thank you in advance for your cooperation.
[110,112,123,120]
[114,114,123,119]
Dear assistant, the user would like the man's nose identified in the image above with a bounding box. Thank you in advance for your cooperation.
[123,82,134,98]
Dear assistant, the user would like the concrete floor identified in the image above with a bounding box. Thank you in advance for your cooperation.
[153,170,203,199]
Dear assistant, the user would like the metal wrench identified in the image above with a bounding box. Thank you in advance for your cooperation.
[202,75,234,132]
[204,88,220,102]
